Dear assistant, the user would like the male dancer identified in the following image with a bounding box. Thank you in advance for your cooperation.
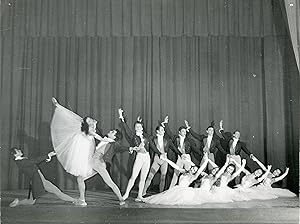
[9,147,76,207]
[118,108,162,201]
[218,120,253,184]
[185,120,227,170]
[142,125,179,195]
[81,129,135,206]
[161,116,197,188]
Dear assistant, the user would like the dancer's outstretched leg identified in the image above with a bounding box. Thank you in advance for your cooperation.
[137,154,150,200]
[122,154,144,200]
[93,165,124,204]
[38,170,75,202]
[143,161,160,196]
[9,198,36,207]
[170,157,183,187]
[159,161,168,192]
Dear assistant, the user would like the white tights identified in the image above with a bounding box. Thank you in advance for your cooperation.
[123,152,150,199]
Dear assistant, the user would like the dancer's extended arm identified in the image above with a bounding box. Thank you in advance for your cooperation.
[118,108,135,140]
[230,159,246,181]
[252,156,268,171]
[257,165,272,183]
[273,168,289,183]
[214,156,230,180]
[194,153,209,179]
[160,156,185,173]
[230,159,251,175]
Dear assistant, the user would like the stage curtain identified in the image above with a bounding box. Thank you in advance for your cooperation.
[1,36,298,192]
[280,0,300,71]
[1,0,287,37]
[1,0,299,193]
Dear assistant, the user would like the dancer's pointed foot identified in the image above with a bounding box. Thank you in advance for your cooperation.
[73,199,87,206]
[9,198,19,207]
[135,197,144,202]
[119,200,125,206]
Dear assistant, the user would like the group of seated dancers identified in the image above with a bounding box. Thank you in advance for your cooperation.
[9,97,296,207]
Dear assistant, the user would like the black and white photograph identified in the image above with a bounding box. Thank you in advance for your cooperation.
[1,0,299,223]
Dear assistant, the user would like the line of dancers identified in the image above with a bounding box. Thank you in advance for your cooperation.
[9,98,296,207]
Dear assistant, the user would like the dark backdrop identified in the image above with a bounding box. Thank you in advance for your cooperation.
[1,0,299,193]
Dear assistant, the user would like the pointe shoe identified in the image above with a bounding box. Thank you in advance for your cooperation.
[9,198,19,207]
[135,197,143,202]
[119,200,125,206]
[73,199,87,207]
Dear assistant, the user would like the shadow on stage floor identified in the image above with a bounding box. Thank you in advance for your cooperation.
[1,190,299,224]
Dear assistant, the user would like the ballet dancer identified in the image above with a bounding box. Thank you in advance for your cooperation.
[50,97,113,206]
[143,125,179,195]
[142,153,209,205]
[9,147,76,207]
[118,108,160,201]
[250,156,296,198]
[185,120,227,171]
[86,129,135,205]
[161,116,197,188]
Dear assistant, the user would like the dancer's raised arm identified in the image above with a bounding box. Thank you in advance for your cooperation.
[194,153,209,179]
[184,120,205,141]
[214,155,230,180]
[118,108,135,140]
[257,165,272,183]
[161,116,175,139]
[207,157,219,169]
[230,159,246,181]
[160,156,185,173]
[252,156,268,171]
[273,168,289,183]
[230,158,251,175]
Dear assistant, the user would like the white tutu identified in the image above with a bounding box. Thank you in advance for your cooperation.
[235,185,277,200]
[253,185,296,199]
[143,186,200,205]
[51,104,95,177]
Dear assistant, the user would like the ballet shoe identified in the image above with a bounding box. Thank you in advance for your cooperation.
[119,200,125,206]
[73,199,87,206]
[134,197,143,202]
[9,198,19,207]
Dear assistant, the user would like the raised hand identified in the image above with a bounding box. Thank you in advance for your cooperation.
[129,147,134,154]
[137,116,142,122]
[184,120,191,131]
[48,151,56,157]
[241,159,246,166]
[52,97,59,106]
[118,108,124,121]
[219,120,224,130]
[163,115,169,124]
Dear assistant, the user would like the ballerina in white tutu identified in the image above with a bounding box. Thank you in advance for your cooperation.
[210,156,250,202]
[250,156,296,198]
[142,153,210,205]
[230,159,277,200]
[50,97,113,206]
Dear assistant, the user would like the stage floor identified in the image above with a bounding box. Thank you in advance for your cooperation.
[1,190,299,224]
